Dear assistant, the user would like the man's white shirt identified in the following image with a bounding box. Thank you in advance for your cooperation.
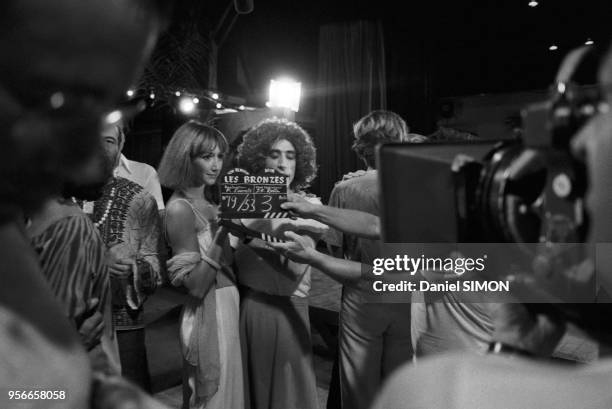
[114,154,165,210]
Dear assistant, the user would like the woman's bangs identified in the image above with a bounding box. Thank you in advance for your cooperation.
[192,135,218,157]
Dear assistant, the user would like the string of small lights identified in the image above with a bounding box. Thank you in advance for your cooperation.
[124,86,254,115]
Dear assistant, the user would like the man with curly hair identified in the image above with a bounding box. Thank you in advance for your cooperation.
[234,118,328,409]
[236,118,318,190]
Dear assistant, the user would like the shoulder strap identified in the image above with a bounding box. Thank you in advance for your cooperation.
[164,198,208,249]
[169,198,208,224]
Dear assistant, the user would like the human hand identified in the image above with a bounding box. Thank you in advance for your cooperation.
[490,302,566,357]
[107,246,135,279]
[77,298,105,350]
[268,231,317,264]
[280,193,316,218]
[219,219,247,241]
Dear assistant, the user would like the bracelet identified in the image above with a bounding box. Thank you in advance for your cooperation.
[487,341,534,358]
[201,253,221,270]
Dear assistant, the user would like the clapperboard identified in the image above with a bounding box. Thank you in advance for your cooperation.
[218,219,287,243]
[220,168,290,242]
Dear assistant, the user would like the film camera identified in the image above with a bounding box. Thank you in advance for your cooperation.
[378,46,612,340]
[379,46,606,245]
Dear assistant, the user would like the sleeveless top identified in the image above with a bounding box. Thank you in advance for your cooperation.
[166,198,235,288]
[165,197,236,405]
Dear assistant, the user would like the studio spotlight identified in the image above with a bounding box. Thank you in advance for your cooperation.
[268,78,302,112]
[50,92,65,109]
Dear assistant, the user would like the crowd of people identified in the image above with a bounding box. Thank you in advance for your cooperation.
[2,1,612,409]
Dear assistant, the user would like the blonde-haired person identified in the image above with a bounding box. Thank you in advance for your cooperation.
[234,118,328,409]
[339,111,416,182]
[321,110,415,409]
[158,120,244,409]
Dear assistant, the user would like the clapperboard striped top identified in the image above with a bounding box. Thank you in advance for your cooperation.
[263,212,291,219]
[258,232,285,243]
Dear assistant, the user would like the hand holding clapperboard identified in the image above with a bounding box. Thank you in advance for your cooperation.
[219,168,292,242]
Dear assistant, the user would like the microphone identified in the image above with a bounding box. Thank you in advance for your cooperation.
[234,0,254,14]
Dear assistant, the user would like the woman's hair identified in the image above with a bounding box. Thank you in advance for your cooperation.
[352,110,409,168]
[158,120,228,194]
[237,118,317,190]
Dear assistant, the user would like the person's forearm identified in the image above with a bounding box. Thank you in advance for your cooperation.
[306,248,367,285]
[309,206,380,240]
[182,262,217,299]
[184,233,228,299]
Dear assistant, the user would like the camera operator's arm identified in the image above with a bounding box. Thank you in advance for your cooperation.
[281,193,380,240]
[489,303,566,357]
[573,113,612,297]
[268,231,372,285]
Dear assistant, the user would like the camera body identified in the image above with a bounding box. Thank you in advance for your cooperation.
[379,49,605,246]
[377,46,612,341]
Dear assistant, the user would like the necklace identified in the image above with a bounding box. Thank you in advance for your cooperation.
[72,187,116,228]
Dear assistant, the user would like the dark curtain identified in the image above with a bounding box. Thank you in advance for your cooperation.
[315,21,386,202]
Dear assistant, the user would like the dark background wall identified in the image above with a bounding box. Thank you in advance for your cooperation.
[125,0,611,197]
[218,0,611,131]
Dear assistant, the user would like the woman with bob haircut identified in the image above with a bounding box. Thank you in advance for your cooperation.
[234,118,328,409]
[158,120,244,409]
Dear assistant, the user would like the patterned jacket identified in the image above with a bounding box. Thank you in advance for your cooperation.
[89,177,161,330]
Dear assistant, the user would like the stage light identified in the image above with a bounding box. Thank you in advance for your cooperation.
[528,1,538,7]
[179,97,196,114]
[239,105,245,110]
[175,91,181,97]
[216,103,222,109]
[126,89,134,97]
[193,97,200,104]
[585,39,594,45]
[268,78,302,112]
[549,44,558,51]
[149,92,156,99]
[212,93,219,100]
[50,92,65,109]
[557,82,566,93]
[105,110,123,124]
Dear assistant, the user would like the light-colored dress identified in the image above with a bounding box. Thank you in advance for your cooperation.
[235,195,328,409]
[166,198,244,409]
